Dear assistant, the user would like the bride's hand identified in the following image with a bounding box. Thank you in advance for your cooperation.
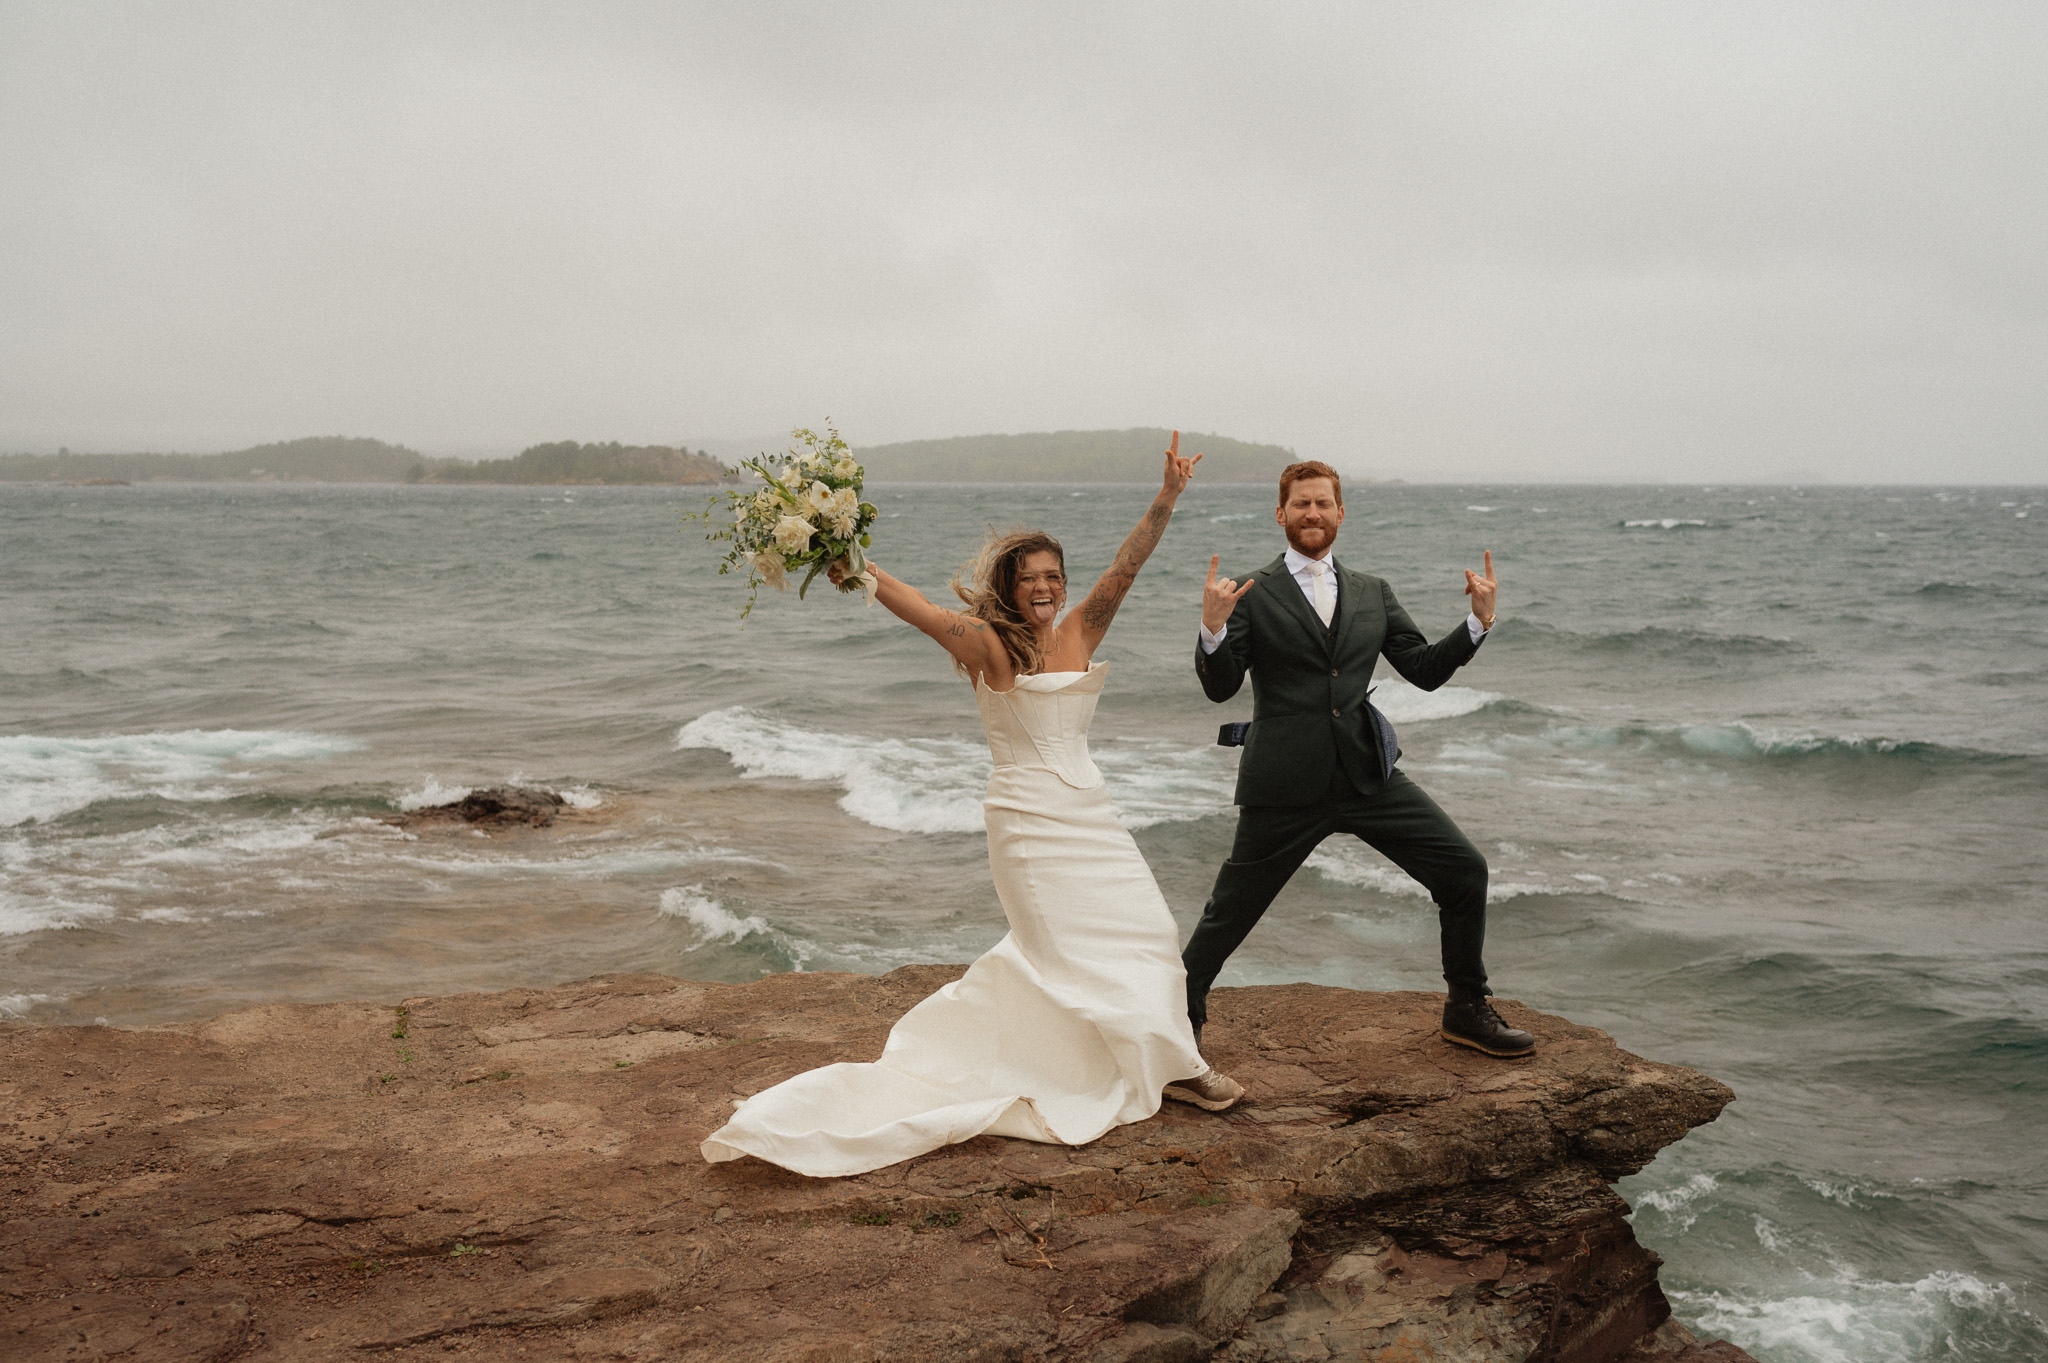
[1161,430,1203,498]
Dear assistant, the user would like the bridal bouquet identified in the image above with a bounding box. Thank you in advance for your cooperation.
[696,424,879,619]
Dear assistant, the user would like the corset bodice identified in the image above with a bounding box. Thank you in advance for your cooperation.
[974,663,1107,790]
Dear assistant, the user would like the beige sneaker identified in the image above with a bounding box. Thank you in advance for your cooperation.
[1164,1069,1245,1112]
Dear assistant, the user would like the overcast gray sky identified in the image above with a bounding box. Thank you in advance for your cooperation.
[3,2,2044,482]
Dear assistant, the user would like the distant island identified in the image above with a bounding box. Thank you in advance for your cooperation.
[852,428,1303,483]
[405,442,733,485]
[0,437,735,486]
[0,437,426,484]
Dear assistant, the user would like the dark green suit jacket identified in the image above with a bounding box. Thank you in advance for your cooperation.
[1196,555,1482,808]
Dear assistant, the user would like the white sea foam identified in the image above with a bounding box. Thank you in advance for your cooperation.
[1304,844,1566,903]
[678,708,988,833]
[1673,1272,2045,1363]
[557,785,604,810]
[676,708,1240,834]
[1623,518,1710,529]
[0,729,363,828]
[397,777,474,811]
[0,992,59,1017]
[656,884,817,967]
[1369,677,1502,724]
[0,888,119,937]
[657,884,771,945]
[1631,1173,1721,1232]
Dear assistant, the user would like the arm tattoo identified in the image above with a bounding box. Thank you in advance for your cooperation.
[1081,501,1174,631]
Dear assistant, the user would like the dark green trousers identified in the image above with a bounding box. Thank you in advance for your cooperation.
[1182,765,1490,1028]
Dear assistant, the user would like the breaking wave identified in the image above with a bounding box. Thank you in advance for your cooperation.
[675,708,1241,833]
[1303,844,1569,903]
[1671,1272,2048,1363]
[657,884,816,970]
[1369,676,1503,723]
[1551,721,2045,784]
[0,729,364,828]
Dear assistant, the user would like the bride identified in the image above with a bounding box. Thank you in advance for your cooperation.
[700,435,1245,1178]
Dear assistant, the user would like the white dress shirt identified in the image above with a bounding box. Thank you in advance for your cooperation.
[1198,546,1491,654]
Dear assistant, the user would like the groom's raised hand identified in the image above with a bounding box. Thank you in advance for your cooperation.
[1203,555,1256,633]
[1463,550,1497,627]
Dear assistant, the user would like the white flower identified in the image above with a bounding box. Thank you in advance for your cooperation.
[802,480,835,519]
[771,514,816,552]
[751,552,788,590]
[823,486,861,538]
[752,488,780,514]
[833,457,859,480]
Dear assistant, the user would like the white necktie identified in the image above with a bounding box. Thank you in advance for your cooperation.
[1304,558,1334,627]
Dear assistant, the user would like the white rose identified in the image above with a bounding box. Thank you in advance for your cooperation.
[771,514,816,552]
[751,552,788,590]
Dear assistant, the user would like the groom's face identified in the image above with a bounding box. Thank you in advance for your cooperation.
[1277,477,1344,558]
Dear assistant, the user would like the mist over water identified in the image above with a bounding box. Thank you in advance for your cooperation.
[2,479,2044,1361]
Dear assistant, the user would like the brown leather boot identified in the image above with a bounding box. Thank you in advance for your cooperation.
[1442,996,1536,1058]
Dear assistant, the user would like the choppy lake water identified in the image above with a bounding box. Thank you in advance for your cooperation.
[2,478,2044,1361]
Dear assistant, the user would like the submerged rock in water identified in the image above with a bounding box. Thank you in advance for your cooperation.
[401,784,566,828]
[0,972,1754,1362]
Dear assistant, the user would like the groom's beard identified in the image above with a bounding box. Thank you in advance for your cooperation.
[1283,521,1338,558]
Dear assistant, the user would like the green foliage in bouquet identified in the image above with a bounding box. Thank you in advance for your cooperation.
[689,424,879,619]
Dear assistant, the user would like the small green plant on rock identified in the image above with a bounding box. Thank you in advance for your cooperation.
[848,1211,891,1226]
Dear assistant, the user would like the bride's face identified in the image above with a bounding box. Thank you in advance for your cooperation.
[1012,550,1067,630]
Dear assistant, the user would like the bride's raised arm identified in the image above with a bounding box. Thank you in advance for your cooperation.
[829,561,1011,682]
[1066,433,1201,653]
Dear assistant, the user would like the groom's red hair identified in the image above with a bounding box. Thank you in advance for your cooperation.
[1278,460,1343,507]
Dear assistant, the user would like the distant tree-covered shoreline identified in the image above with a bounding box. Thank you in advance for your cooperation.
[0,437,425,483]
[0,436,738,485]
[407,442,734,485]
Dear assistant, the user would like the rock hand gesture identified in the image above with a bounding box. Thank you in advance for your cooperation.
[1201,555,1256,635]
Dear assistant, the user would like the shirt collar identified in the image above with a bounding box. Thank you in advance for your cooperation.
[1283,545,1336,577]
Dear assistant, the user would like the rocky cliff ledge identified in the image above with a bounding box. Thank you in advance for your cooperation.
[3,970,1753,1363]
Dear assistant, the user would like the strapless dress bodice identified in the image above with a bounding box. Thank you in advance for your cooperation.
[975,663,1107,790]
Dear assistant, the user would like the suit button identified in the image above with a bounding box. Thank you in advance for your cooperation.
[1330,668,1339,676]
[1331,708,1340,716]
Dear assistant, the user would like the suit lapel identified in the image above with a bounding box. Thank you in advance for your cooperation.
[1263,555,1333,655]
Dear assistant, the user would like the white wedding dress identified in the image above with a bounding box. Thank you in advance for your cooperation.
[701,663,1208,1178]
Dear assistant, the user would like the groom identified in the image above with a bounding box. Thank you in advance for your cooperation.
[1182,461,1534,1060]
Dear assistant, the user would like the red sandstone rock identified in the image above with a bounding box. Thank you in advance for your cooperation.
[0,969,1753,1362]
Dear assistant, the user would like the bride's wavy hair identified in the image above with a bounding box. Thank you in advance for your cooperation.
[951,527,1066,677]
